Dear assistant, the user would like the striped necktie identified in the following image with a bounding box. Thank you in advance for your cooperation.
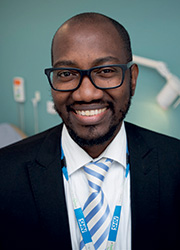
[80,157,113,250]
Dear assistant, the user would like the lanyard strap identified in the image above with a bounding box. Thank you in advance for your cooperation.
[61,145,130,250]
[62,166,95,250]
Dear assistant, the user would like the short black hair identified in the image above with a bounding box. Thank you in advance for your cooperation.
[51,12,132,65]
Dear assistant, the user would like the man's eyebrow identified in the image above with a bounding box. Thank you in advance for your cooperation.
[53,60,77,68]
[93,56,121,65]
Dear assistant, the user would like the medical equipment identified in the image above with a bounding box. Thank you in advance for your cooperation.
[31,91,41,134]
[133,55,180,109]
[13,77,25,131]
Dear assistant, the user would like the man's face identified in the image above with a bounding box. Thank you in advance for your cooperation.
[52,21,138,152]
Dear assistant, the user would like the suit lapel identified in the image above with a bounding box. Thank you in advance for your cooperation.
[125,122,160,250]
[27,125,72,248]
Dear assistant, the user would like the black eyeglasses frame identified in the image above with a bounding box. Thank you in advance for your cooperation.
[44,62,133,92]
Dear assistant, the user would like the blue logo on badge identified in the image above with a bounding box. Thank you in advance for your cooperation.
[111,216,119,230]
[78,218,87,233]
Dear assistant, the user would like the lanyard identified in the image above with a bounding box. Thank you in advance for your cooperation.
[61,144,130,250]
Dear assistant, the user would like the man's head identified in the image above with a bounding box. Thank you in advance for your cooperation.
[51,13,132,65]
[49,12,138,157]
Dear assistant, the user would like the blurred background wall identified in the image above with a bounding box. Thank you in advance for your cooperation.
[0,0,179,138]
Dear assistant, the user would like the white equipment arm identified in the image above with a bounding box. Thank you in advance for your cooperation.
[133,55,180,109]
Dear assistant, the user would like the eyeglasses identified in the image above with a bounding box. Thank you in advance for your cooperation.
[44,62,133,92]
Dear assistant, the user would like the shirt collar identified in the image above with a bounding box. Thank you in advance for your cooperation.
[61,122,127,176]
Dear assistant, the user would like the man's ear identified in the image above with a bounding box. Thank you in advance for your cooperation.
[130,64,139,96]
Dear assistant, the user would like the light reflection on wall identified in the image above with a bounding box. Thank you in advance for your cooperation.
[126,101,170,135]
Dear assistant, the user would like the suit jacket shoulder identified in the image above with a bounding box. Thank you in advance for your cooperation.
[125,121,180,165]
[0,124,62,160]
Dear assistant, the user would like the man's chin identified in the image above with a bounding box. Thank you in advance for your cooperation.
[66,123,119,148]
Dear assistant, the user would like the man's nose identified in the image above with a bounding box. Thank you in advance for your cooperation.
[72,76,104,102]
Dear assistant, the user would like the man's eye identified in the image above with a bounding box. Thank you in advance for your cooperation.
[57,71,72,77]
[53,70,79,83]
[101,68,114,73]
[95,68,116,76]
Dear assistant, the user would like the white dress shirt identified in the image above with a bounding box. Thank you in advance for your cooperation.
[62,122,131,250]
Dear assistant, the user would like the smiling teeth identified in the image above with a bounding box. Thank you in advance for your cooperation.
[76,108,106,116]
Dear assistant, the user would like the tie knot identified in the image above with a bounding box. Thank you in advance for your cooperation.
[84,157,113,193]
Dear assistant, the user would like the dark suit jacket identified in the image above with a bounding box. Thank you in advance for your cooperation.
[0,122,180,250]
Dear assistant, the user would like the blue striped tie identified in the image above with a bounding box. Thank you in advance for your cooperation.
[80,157,113,250]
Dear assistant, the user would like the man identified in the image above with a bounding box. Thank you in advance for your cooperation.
[0,12,180,250]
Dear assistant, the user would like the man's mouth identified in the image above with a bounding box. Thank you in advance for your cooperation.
[75,108,107,117]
